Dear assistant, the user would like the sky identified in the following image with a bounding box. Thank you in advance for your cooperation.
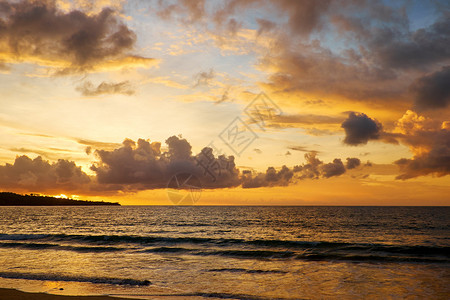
[0,0,449,205]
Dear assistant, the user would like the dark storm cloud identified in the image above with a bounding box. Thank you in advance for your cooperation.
[341,112,382,145]
[346,157,361,169]
[0,155,90,192]
[411,66,450,110]
[0,0,151,72]
[76,81,135,96]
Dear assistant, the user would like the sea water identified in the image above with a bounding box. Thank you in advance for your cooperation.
[0,206,448,299]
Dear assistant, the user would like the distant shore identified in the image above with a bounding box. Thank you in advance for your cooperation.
[0,288,127,299]
[0,192,120,206]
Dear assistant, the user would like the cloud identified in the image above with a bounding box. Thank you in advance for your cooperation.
[9,147,75,160]
[304,128,337,136]
[157,0,206,23]
[346,157,361,169]
[0,155,90,192]
[293,152,323,179]
[395,138,450,179]
[393,111,450,179]
[215,87,231,104]
[293,152,347,179]
[278,0,332,36]
[0,61,10,72]
[90,136,241,190]
[76,80,135,96]
[273,114,344,125]
[321,159,346,178]
[370,16,450,70]
[394,110,439,135]
[241,165,293,188]
[193,69,214,87]
[288,146,319,153]
[256,18,276,36]
[257,2,448,108]
[76,139,121,150]
[411,66,450,110]
[0,0,155,73]
[341,112,382,145]
[151,0,449,111]
[242,151,360,188]
[288,146,308,152]
[1,134,368,194]
[77,137,362,191]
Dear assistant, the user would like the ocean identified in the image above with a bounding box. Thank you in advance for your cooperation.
[0,206,448,299]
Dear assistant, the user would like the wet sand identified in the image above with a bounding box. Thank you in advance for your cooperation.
[0,288,128,299]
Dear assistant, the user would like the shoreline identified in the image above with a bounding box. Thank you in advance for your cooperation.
[0,288,129,299]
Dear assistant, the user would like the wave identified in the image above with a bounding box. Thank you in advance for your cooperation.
[0,271,151,286]
[151,292,287,300]
[116,292,286,300]
[0,233,448,263]
[0,241,124,253]
[0,234,48,241]
[141,246,449,263]
[207,268,288,274]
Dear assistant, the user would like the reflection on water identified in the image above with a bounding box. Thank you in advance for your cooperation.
[0,206,449,299]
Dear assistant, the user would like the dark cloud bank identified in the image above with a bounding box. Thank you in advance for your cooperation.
[0,136,362,193]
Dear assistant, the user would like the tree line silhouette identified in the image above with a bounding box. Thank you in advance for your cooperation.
[0,192,120,206]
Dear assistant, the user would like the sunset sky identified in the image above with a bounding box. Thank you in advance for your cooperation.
[0,0,449,205]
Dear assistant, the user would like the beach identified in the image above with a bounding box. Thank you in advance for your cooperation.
[0,288,126,299]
